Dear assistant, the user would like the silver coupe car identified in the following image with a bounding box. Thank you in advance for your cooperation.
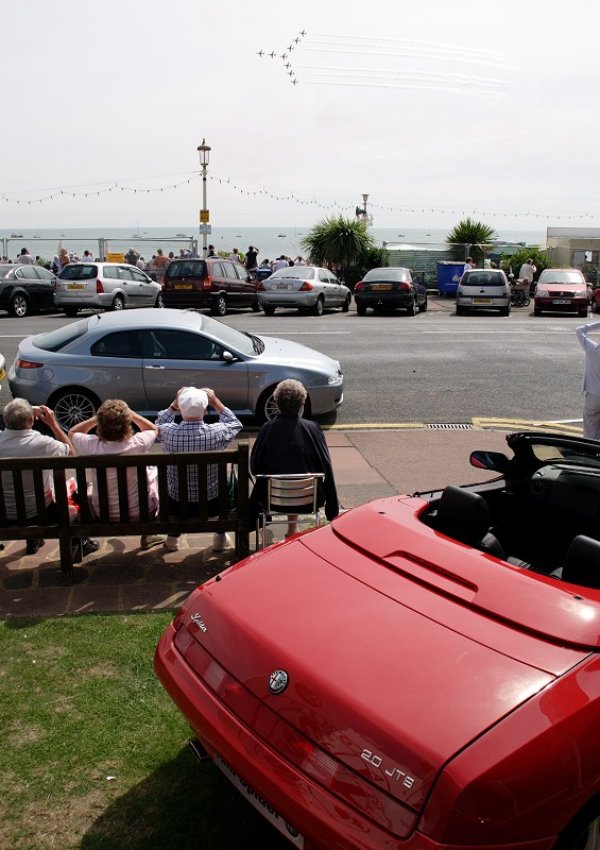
[8,309,344,430]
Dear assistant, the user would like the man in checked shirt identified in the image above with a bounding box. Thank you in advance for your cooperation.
[156,386,242,552]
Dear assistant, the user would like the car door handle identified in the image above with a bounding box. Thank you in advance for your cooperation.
[144,364,166,369]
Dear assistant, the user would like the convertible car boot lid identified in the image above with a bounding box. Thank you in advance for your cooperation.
[163,524,589,815]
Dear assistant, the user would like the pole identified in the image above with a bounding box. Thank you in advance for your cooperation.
[201,160,208,258]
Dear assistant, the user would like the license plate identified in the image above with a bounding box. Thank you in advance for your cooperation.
[67,283,86,290]
[275,283,291,290]
[552,299,571,305]
[473,297,492,304]
[214,754,304,847]
[370,284,392,291]
[174,283,193,290]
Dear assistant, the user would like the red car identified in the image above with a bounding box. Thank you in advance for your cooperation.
[533,268,588,317]
[155,432,600,850]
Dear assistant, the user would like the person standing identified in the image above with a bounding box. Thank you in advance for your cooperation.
[245,246,258,272]
[576,321,600,439]
[249,379,339,538]
[156,387,242,551]
[518,258,537,289]
[207,244,218,258]
[462,256,476,275]
[229,248,242,263]
[125,247,140,266]
[16,247,34,265]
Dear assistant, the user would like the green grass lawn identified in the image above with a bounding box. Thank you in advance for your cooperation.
[0,614,288,850]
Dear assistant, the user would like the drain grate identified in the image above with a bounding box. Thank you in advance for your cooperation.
[427,423,474,430]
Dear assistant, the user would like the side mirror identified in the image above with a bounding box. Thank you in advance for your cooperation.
[222,350,237,363]
[470,450,510,474]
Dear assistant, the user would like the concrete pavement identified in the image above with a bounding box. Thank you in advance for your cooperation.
[0,427,513,618]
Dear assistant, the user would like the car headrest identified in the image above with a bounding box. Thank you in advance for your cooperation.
[434,485,492,547]
[562,535,600,589]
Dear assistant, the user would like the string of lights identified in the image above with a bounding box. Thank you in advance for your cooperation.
[1,170,600,221]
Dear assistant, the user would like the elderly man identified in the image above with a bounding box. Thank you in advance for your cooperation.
[0,399,98,558]
[156,387,242,551]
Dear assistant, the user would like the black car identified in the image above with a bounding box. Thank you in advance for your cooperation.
[0,263,57,318]
[161,257,260,316]
[353,266,428,315]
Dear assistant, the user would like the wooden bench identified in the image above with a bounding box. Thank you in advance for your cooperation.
[0,442,250,582]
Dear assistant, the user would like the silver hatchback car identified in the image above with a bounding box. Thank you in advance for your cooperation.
[257,265,351,316]
[456,268,511,316]
[54,262,163,317]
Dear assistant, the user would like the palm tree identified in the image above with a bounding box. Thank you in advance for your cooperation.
[446,218,496,264]
[301,216,376,280]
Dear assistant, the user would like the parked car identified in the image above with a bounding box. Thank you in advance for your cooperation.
[534,268,588,317]
[54,262,162,316]
[8,308,344,431]
[455,268,511,316]
[257,266,351,316]
[0,263,56,317]
[353,267,427,315]
[155,430,600,850]
[161,257,260,316]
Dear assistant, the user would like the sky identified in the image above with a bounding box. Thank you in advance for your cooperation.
[1,0,599,232]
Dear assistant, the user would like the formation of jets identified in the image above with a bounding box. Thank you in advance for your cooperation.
[256,29,307,85]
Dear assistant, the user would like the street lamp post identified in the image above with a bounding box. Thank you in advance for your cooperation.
[197,139,211,258]
[362,193,370,227]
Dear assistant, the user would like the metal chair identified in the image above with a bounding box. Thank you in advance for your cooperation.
[255,473,325,550]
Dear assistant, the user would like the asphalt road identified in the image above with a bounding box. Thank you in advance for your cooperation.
[0,301,588,427]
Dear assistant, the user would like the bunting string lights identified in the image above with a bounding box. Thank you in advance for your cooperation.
[1,170,599,221]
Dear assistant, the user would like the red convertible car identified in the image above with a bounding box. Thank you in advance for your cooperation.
[155,432,600,850]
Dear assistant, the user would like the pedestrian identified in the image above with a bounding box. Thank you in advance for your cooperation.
[229,248,242,263]
[249,379,339,539]
[0,398,98,558]
[152,248,169,271]
[463,256,476,275]
[82,250,94,262]
[68,399,164,549]
[271,255,289,272]
[57,247,70,272]
[16,247,33,265]
[156,386,242,552]
[294,256,306,265]
[245,246,259,272]
[136,256,147,269]
[125,247,140,266]
[518,258,537,290]
[207,244,217,258]
[576,321,600,440]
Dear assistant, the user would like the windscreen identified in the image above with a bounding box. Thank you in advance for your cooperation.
[363,268,410,281]
[164,260,207,280]
[539,271,584,284]
[33,319,90,352]
[463,272,506,286]
[59,264,98,280]
[271,267,316,279]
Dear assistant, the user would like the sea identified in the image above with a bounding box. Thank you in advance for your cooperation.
[0,226,547,263]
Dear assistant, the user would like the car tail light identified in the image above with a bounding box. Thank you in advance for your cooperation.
[202,275,212,291]
[96,279,104,294]
[354,281,364,291]
[16,358,43,369]
[299,281,313,291]
[396,282,411,291]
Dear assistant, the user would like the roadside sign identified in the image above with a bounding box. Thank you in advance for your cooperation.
[200,209,210,223]
[199,224,212,235]
[107,252,125,262]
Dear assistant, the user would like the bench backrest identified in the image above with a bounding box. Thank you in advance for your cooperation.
[0,443,249,540]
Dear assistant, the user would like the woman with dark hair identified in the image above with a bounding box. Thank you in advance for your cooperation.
[249,379,339,538]
[69,399,163,549]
